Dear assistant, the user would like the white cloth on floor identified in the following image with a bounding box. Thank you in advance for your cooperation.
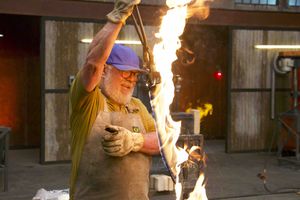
[32,188,69,200]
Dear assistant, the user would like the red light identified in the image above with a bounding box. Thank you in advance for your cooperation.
[213,71,223,80]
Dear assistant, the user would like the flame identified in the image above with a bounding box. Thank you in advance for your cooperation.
[187,173,208,200]
[186,0,212,19]
[151,0,211,199]
[186,103,213,121]
[197,103,213,121]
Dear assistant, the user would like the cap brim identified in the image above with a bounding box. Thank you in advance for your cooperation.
[113,64,148,73]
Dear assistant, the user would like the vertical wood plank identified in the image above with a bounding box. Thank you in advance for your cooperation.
[229,29,300,152]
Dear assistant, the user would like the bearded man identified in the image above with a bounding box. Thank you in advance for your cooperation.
[68,0,160,199]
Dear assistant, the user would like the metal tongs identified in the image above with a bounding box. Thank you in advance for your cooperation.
[131,5,161,89]
[132,5,177,181]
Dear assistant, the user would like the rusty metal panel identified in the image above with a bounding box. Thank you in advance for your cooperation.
[45,93,71,162]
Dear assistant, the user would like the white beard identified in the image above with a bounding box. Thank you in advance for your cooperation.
[101,74,134,105]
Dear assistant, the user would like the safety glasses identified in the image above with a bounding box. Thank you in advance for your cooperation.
[106,64,140,80]
[120,71,140,79]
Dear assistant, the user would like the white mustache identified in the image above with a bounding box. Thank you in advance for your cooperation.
[121,81,135,88]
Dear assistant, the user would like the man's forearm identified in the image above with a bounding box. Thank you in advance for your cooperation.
[86,22,122,67]
[140,132,160,155]
[81,22,122,92]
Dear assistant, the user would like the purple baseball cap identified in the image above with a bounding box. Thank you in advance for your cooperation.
[106,44,147,73]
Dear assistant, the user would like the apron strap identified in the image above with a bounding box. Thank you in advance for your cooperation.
[103,96,109,112]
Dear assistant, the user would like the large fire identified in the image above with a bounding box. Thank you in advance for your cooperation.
[150,0,211,199]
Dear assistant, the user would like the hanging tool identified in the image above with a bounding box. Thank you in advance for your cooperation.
[131,5,178,181]
[131,5,161,89]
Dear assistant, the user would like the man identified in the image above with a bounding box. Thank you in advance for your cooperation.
[69,0,160,199]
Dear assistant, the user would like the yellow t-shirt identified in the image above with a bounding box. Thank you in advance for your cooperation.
[68,70,156,199]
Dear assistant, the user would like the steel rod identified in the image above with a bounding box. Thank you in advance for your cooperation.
[135,5,148,48]
[293,68,298,108]
[271,66,276,119]
[131,12,146,46]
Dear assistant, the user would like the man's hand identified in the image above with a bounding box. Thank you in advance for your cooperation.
[102,125,144,157]
[107,0,141,25]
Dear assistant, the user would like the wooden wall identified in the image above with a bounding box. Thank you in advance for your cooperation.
[43,20,97,161]
[228,29,300,152]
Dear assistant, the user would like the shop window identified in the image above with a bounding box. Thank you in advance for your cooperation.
[235,0,277,5]
[288,0,300,6]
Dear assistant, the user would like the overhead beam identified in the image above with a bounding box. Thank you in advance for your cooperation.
[0,0,300,28]
[199,9,300,29]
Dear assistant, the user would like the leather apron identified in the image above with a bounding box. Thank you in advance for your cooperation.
[74,99,151,200]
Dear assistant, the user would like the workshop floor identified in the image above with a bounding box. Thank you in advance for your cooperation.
[0,140,300,200]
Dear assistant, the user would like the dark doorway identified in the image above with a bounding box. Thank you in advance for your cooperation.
[0,14,41,148]
[172,24,229,140]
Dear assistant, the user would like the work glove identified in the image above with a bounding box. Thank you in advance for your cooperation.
[107,0,141,25]
[102,125,144,157]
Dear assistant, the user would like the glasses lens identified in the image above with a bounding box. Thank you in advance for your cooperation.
[122,71,131,78]
[122,71,139,79]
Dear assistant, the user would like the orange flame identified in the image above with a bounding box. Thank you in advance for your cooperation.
[151,0,211,199]
[186,0,212,19]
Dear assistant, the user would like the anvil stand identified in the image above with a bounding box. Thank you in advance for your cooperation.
[172,113,205,199]
[277,57,300,166]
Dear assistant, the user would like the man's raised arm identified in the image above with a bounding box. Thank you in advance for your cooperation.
[80,0,141,92]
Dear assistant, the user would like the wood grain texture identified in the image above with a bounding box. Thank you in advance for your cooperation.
[229,92,271,151]
[229,29,299,152]
[45,93,71,161]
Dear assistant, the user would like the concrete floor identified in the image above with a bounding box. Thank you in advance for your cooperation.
[0,140,300,200]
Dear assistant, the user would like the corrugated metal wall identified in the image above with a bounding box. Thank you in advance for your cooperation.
[228,29,300,152]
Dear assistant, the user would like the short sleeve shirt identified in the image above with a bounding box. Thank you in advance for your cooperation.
[68,70,156,199]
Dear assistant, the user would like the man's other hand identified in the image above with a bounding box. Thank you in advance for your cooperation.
[102,125,144,157]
